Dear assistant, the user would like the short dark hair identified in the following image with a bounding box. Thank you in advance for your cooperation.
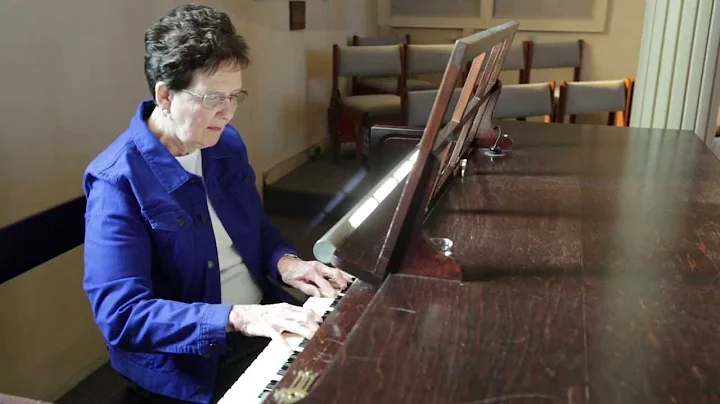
[144,4,250,99]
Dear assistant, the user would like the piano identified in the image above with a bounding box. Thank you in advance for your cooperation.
[220,19,720,404]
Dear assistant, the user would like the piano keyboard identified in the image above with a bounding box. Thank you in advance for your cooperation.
[218,277,356,403]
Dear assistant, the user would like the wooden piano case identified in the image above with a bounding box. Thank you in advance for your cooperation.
[267,13,720,401]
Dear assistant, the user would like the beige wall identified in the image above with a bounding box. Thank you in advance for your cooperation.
[0,0,372,400]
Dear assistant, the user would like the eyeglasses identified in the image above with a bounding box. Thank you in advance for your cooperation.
[181,89,248,109]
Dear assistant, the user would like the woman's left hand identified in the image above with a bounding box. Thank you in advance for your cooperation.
[278,256,353,298]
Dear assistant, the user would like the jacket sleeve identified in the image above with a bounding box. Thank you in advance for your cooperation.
[83,173,232,356]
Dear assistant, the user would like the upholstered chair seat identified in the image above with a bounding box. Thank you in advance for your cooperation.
[341,94,402,116]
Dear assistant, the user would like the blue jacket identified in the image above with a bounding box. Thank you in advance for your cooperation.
[83,100,300,403]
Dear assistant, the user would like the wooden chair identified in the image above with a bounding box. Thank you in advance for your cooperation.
[350,34,409,95]
[466,41,528,85]
[355,43,455,96]
[351,34,410,46]
[364,88,464,170]
[502,43,530,84]
[403,44,460,92]
[330,44,406,162]
[494,81,556,123]
[556,77,635,126]
[526,40,584,83]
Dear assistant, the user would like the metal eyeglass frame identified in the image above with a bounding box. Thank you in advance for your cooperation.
[181,89,249,109]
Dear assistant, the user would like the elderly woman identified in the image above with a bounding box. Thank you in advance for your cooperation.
[82,4,350,403]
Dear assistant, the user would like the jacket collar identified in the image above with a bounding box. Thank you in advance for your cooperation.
[130,100,195,193]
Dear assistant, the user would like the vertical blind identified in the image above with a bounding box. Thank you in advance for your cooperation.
[632,0,720,141]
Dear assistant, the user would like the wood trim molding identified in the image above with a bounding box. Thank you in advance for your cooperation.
[378,0,608,33]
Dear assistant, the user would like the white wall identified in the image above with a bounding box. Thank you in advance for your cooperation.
[0,0,373,400]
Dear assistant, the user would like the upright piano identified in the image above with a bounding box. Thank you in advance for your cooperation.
[221,20,720,404]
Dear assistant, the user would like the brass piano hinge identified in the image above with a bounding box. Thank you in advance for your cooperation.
[273,369,320,403]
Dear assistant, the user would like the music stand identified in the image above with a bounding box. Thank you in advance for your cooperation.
[312,21,519,286]
[374,20,519,282]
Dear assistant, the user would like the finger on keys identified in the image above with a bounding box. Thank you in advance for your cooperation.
[270,329,294,353]
[294,281,321,298]
[318,264,348,290]
[339,269,354,284]
[281,319,316,340]
[311,272,337,297]
[282,305,321,325]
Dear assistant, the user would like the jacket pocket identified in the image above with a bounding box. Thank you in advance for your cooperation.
[144,209,195,232]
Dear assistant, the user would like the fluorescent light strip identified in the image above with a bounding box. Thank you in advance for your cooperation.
[348,150,420,229]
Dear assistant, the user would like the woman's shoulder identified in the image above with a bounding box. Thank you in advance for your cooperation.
[84,130,145,182]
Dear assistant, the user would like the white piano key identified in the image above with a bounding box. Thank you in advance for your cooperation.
[218,277,356,403]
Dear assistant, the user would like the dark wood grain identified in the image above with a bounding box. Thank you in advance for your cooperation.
[331,179,405,285]
[583,276,720,403]
[299,274,586,404]
[397,231,462,280]
[295,121,720,403]
[261,279,378,404]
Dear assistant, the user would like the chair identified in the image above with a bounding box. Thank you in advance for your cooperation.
[351,34,409,95]
[351,34,411,46]
[502,43,530,84]
[348,34,410,95]
[556,78,635,126]
[330,44,405,162]
[494,81,556,122]
[355,43,452,96]
[365,88,463,171]
[404,44,458,91]
[526,40,584,83]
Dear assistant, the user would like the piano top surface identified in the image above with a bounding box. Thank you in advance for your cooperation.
[291,121,720,403]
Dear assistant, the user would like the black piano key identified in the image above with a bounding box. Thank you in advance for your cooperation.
[263,380,278,391]
[299,339,309,348]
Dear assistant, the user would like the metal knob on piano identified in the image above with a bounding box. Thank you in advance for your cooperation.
[484,125,508,157]
[428,237,454,256]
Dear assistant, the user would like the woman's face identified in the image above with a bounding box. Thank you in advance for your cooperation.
[157,64,245,150]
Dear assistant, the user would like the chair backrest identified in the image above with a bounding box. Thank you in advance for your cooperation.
[502,44,525,71]
[405,44,456,75]
[351,34,410,46]
[557,78,634,126]
[405,88,463,127]
[494,81,555,122]
[527,40,584,82]
[333,44,403,78]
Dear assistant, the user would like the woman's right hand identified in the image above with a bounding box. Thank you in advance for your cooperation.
[227,303,322,348]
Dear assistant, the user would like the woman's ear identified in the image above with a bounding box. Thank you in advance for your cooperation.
[154,81,173,112]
